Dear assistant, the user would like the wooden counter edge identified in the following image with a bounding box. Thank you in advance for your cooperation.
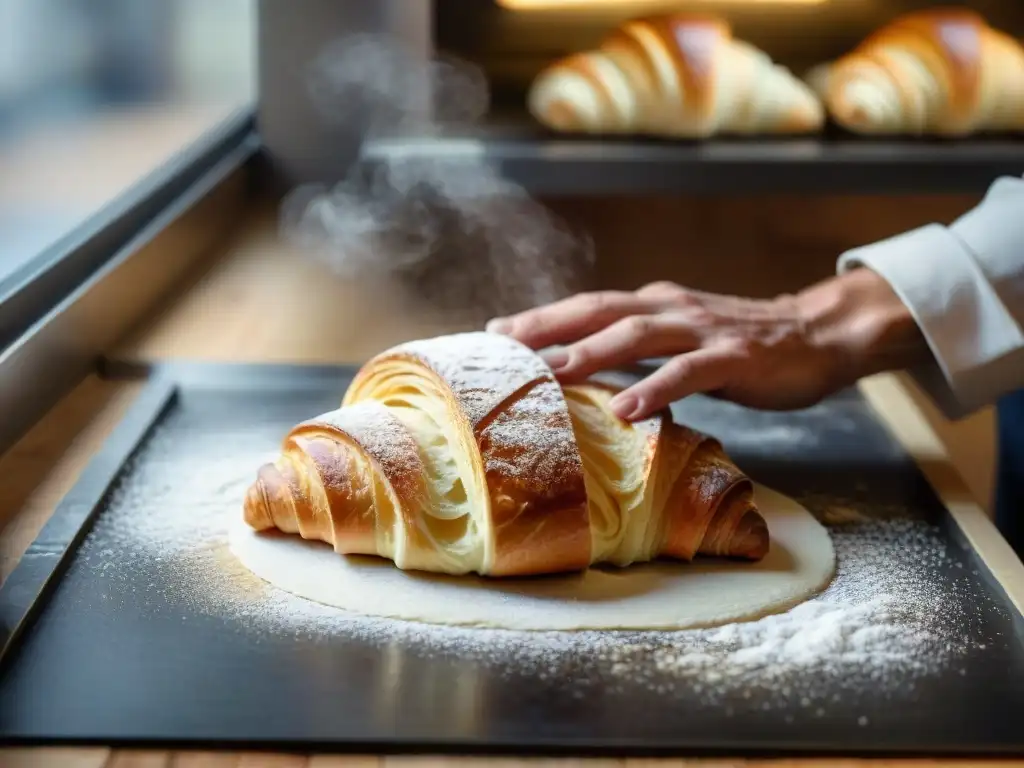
[0,372,1020,768]
[859,373,1024,617]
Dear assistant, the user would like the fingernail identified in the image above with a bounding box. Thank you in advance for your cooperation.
[485,317,511,334]
[609,393,639,420]
[541,348,569,371]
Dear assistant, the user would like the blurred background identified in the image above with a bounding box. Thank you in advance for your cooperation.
[0,0,255,287]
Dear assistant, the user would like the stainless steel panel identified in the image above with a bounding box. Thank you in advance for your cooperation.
[257,0,433,189]
[0,140,255,456]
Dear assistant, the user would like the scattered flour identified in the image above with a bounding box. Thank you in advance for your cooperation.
[79,407,993,715]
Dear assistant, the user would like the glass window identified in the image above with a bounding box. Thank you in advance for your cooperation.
[0,0,256,291]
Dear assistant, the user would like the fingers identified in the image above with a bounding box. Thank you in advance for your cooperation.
[542,314,699,382]
[635,281,685,301]
[486,283,739,420]
[608,347,738,421]
[486,291,657,350]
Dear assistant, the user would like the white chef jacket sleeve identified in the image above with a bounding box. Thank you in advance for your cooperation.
[836,175,1024,420]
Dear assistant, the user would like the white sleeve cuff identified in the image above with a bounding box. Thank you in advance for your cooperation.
[950,176,1024,329]
[837,223,1024,420]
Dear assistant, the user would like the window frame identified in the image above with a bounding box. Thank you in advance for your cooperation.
[0,107,261,456]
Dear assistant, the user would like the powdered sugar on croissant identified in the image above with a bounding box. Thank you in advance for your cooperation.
[807,9,1024,135]
[244,332,769,577]
[527,14,824,138]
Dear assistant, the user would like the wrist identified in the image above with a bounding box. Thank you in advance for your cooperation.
[793,267,931,388]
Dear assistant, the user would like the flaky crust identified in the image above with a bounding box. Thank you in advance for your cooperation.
[809,9,1024,135]
[243,401,433,567]
[565,381,768,565]
[659,422,768,561]
[243,332,770,577]
[527,12,823,137]
[344,333,591,577]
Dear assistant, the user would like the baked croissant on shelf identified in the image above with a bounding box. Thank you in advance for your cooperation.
[526,13,824,138]
[243,332,769,578]
[805,8,1024,136]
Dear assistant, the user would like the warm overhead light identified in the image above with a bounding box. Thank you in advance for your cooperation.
[497,0,827,8]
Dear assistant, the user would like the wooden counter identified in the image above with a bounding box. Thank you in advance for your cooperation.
[2,204,1021,767]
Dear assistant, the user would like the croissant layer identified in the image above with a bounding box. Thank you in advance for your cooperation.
[528,13,824,138]
[243,332,770,577]
[808,9,1024,135]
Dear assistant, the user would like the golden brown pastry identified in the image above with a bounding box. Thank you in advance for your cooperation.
[243,332,768,577]
[806,8,1024,135]
[527,13,824,138]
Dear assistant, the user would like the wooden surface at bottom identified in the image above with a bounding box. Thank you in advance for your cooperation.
[5,750,1024,767]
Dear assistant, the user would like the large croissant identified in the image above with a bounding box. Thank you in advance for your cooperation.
[243,332,768,577]
[805,9,1024,135]
[527,13,824,138]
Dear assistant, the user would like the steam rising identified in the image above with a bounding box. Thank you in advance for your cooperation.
[280,33,594,320]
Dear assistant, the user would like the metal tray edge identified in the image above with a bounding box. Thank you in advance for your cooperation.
[0,375,178,669]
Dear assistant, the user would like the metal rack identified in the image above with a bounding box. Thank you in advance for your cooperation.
[361,124,1024,197]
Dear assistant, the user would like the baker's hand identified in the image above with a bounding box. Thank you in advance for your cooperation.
[485,270,928,421]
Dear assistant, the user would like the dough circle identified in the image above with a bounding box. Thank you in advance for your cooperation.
[229,484,836,631]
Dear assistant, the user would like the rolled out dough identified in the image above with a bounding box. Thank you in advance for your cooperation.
[228,484,836,631]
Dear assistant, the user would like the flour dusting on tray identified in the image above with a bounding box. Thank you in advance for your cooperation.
[80,410,995,715]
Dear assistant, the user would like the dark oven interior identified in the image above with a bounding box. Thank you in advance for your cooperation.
[434,0,1024,122]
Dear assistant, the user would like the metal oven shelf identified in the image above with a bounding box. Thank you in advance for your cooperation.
[360,120,1024,196]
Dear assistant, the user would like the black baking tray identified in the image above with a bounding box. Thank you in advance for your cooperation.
[1,359,1023,758]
